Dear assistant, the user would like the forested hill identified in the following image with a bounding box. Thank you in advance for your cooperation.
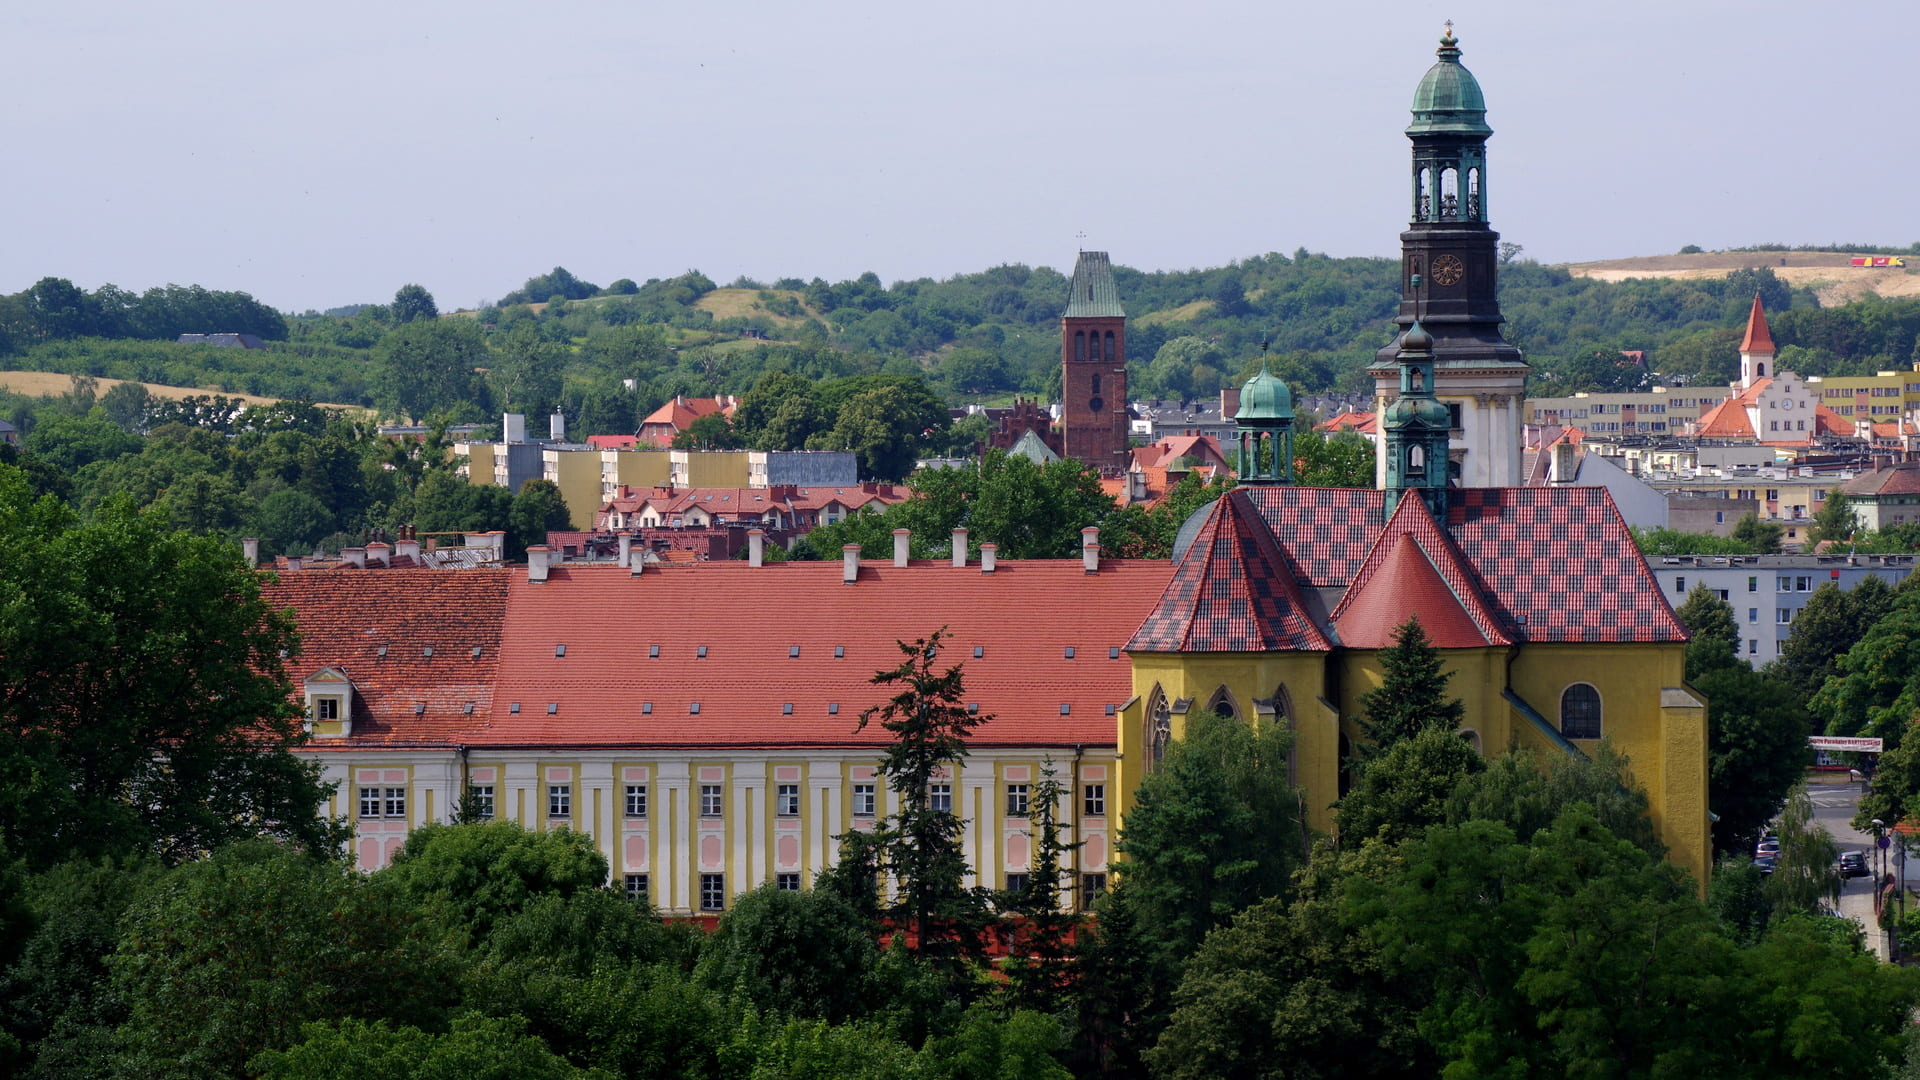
[5,251,1920,431]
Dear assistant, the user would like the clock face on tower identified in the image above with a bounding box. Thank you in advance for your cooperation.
[1431,254,1465,286]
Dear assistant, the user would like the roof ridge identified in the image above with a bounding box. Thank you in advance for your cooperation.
[1331,494,1512,646]
[1126,490,1332,653]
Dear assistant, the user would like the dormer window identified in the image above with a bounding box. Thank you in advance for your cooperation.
[303,667,355,738]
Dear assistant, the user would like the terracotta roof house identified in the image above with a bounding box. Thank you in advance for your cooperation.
[637,395,739,446]
[1840,462,1920,530]
[1688,297,1853,445]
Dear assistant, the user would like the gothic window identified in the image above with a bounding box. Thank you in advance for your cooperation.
[1560,684,1602,740]
[1075,331,1087,362]
[1104,331,1116,362]
[1147,687,1171,769]
[1206,687,1238,721]
[1091,374,1101,397]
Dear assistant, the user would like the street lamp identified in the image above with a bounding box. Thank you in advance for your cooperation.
[1872,819,1887,922]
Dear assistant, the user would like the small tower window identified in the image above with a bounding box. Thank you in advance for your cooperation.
[1075,331,1087,362]
[1091,374,1101,397]
[1408,445,1426,473]
[1104,330,1116,361]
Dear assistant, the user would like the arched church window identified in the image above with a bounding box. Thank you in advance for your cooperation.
[1091,374,1101,397]
[1148,690,1172,769]
[1075,331,1087,363]
[1417,167,1432,220]
[1440,168,1459,219]
[1757,363,1766,377]
[1408,445,1425,473]
[1206,687,1238,721]
[1560,684,1602,740]
[1104,331,1116,362]
[1467,168,1482,219]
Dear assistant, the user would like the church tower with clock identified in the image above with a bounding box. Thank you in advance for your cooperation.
[1370,26,1528,488]
[1059,250,1131,473]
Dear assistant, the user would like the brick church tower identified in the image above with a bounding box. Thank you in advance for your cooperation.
[1060,251,1130,473]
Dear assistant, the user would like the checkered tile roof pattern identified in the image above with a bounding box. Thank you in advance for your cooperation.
[1127,490,1333,653]
[1332,495,1513,648]
[1237,486,1387,587]
[262,569,513,746]
[1446,488,1686,643]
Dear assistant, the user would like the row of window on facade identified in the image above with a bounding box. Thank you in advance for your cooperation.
[360,782,1109,822]
[619,869,1111,913]
[1672,574,1823,596]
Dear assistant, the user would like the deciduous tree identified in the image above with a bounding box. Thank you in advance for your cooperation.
[0,466,341,868]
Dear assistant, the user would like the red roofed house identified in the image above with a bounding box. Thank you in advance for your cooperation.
[638,395,739,446]
[1688,296,1852,445]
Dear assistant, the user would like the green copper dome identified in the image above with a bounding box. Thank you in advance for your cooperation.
[1407,27,1491,138]
[1235,362,1293,421]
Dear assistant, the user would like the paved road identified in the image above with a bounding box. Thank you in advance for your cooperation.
[1805,780,1898,961]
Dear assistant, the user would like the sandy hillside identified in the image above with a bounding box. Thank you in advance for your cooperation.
[0,371,363,412]
[1564,252,1920,305]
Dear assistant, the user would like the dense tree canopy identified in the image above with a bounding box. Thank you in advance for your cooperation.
[0,465,339,869]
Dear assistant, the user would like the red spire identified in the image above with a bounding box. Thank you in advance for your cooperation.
[1739,294,1775,354]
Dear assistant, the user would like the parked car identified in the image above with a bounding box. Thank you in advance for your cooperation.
[1753,854,1777,875]
[1838,850,1869,878]
[1756,837,1782,858]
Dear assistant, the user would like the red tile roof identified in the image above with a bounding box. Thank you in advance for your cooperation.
[1740,294,1776,354]
[1128,489,1332,653]
[586,434,641,450]
[1843,463,1920,497]
[262,570,513,746]
[1317,411,1378,435]
[268,560,1174,753]
[1445,488,1686,643]
[1332,494,1512,648]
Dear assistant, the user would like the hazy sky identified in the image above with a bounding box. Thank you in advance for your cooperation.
[4,1,1912,314]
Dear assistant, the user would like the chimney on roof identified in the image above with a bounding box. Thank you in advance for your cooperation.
[892,529,910,567]
[287,556,303,571]
[503,413,526,444]
[489,531,505,556]
[241,537,259,568]
[842,544,860,584]
[618,532,633,568]
[342,546,367,569]
[396,534,420,562]
[550,411,566,441]
[1550,442,1577,484]
[952,527,968,567]
[1082,527,1100,573]
[1129,470,1148,503]
[981,543,998,573]
[748,529,765,568]
[528,545,552,583]
[367,542,391,568]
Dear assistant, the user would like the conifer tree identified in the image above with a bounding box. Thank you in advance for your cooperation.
[1356,615,1465,755]
[1001,757,1082,1012]
[855,627,988,970]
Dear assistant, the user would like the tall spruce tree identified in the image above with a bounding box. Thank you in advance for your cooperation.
[1807,489,1857,547]
[855,628,988,971]
[1356,615,1465,756]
